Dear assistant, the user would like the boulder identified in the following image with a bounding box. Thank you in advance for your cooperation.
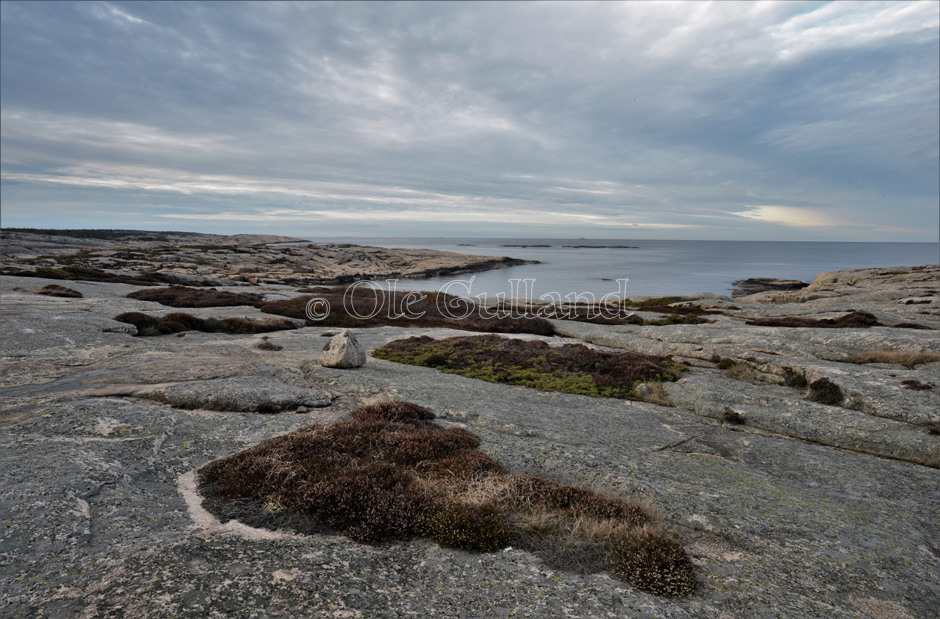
[320,329,366,368]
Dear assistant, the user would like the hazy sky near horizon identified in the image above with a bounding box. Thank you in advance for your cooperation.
[1,1,938,241]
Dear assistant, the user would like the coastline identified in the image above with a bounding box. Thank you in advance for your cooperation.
[1,230,938,617]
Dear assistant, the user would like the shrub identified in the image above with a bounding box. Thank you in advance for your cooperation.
[722,409,746,425]
[746,311,882,329]
[258,287,557,334]
[33,284,83,298]
[127,286,263,308]
[806,378,844,406]
[429,502,514,552]
[256,337,283,351]
[113,312,297,336]
[609,527,698,596]
[198,401,695,596]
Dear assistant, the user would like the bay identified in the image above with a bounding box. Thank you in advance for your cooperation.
[305,237,939,299]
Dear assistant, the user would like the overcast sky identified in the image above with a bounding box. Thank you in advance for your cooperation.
[1,1,938,241]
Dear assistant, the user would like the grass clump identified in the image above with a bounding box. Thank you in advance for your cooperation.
[372,334,684,400]
[843,349,940,369]
[127,286,263,308]
[114,311,297,336]
[746,311,882,328]
[198,401,696,596]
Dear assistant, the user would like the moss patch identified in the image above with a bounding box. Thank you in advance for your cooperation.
[372,334,683,400]
[198,401,697,596]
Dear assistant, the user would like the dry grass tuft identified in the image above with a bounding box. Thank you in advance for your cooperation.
[843,349,940,369]
[198,401,696,596]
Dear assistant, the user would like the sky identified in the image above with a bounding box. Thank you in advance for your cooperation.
[1,1,938,241]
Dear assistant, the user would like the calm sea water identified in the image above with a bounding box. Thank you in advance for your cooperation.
[305,238,939,298]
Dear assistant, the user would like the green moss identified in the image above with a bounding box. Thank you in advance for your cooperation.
[373,334,683,400]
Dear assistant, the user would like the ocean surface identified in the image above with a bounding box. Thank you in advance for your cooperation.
[305,237,939,299]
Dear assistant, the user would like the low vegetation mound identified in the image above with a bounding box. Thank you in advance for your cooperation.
[0,265,183,286]
[372,334,684,399]
[113,312,297,336]
[14,284,84,298]
[746,312,932,330]
[198,401,697,596]
[746,311,883,328]
[127,286,263,307]
[259,287,556,335]
[843,349,940,369]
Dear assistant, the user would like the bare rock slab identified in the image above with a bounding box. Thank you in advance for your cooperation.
[320,329,366,368]
[146,376,333,413]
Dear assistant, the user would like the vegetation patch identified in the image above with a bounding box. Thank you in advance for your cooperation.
[127,286,263,307]
[15,284,84,298]
[114,311,297,336]
[372,334,684,400]
[198,401,697,596]
[256,337,283,351]
[746,311,883,329]
[902,379,935,391]
[806,378,844,406]
[746,312,932,331]
[843,349,940,369]
[722,408,746,425]
[0,265,186,286]
[259,287,556,335]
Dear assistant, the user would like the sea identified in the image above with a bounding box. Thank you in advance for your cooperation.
[303,238,939,299]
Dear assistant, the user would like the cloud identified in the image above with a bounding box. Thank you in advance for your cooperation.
[732,205,845,228]
[0,1,937,241]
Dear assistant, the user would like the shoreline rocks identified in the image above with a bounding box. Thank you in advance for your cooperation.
[0,258,938,617]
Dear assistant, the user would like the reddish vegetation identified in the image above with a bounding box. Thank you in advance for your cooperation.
[902,379,935,391]
[746,311,883,328]
[0,265,202,286]
[113,311,297,336]
[259,287,556,335]
[198,401,697,596]
[127,286,263,307]
[30,284,83,298]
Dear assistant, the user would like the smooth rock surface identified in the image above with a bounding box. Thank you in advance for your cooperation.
[1,264,939,618]
[319,329,367,368]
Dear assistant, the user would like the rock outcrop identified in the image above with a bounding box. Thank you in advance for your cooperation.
[1,261,938,617]
[319,330,367,368]
[0,229,535,287]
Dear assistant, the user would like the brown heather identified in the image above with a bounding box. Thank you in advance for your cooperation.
[127,286,263,308]
[114,311,298,336]
[198,401,697,596]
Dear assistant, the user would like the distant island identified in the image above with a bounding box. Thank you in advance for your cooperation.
[563,244,639,249]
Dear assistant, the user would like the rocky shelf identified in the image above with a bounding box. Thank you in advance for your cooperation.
[0,229,535,287]
[1,255,938,617]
